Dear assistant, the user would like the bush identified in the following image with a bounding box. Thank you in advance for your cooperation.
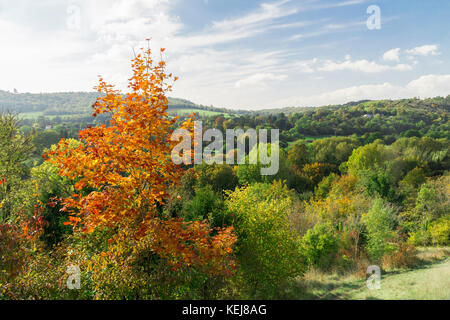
[408,229,432,246]
[429,216,450,246]
[0,224,29,289]
[183,186,225,223]
[382,242,417,270]
[226,181,305,297]
[315,173,338,200]
[362,198,397,262]
[195,163,238,193]
[300,223,339,270]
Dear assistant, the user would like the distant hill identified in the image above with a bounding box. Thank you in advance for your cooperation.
[252,100,373,115]
[2,90,449,121]
[0,90,249,118]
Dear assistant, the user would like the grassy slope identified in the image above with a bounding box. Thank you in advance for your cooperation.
[289,248,450,300]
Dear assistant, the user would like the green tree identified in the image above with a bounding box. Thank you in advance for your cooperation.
[287,141,310,169]
[311,136,360,166]
[363,198,397,261]
[0,112,34,220]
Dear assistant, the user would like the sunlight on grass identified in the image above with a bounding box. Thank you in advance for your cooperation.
[292,247,450,300]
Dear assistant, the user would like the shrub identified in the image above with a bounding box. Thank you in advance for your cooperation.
[30,158,78,244]
[0,223,29,290]
[183,186,224,222]
[429,216,450,246]
[362,198,397,262]
[195,163,238,193]
[315,173,338,200]
[382,242,417,270]
[408,229,432,246]
[301,163,335,186]
[226,181,305,297]
[300,223,339,270]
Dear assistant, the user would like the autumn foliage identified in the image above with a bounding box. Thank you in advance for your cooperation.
[45,44,236,275]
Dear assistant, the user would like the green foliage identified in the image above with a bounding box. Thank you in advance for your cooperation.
[428,216,450,246]
[236,143,280,185]
[403,175,450,237]
[346,142,390,176]
[183,186,226,225]
[0,112,34,221]
[390,137,449,173]
[300,223,339,270]
[400,167,427,189]
[226,182,305,297]
[415,177,449,224]
[32,130,60,155]
[408,229,432,246]
[287,141,310,169]
[195,163,238,193]
[31,161,74,247]
[236,162,263,185]
[361,169,399,202]
[311,136,360,166]
[363,198,398,261]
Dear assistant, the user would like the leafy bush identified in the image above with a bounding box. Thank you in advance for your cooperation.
[183,186,223,221]
[408,229,432,246]
[362,198,398,262]
[429,216,450,246]
[300,223,339,270]
[315,173,338,200]
[226,181,305,297]
[183,186,232,228]
[195,163,238,193]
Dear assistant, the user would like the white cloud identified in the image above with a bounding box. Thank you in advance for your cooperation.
[307,0,370,11]
[289,20,364,40]
[275,82,398,107]
[291,59,318,73]
[235,73,287,88]
[383,48,401,62]
[407,74,450,97]
[406,44,440,56]
[318,58,412,73]
[267,55,413,75]
[274,74,450,107]
[212,0,297,31]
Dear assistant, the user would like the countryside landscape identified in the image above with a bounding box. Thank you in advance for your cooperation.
[0,0,449,303]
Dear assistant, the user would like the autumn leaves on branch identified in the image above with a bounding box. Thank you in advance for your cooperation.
[45,43,236,275]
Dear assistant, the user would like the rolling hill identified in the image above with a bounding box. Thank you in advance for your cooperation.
[0,90,248,118]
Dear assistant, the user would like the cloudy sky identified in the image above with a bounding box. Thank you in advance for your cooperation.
[0,0,449,109]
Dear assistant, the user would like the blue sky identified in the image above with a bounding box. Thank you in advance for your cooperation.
[0,0,449,109]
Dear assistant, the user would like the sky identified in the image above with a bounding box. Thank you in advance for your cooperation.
[0,0,449,110]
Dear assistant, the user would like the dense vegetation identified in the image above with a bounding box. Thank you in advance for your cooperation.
[0,47,449,300]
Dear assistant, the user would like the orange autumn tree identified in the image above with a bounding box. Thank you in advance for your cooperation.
[45,44,236,275]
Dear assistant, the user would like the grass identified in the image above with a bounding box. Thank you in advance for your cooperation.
[284,247,450,300]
